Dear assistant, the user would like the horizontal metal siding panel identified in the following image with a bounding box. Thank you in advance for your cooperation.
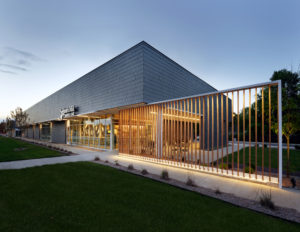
[26,46,144,123]
[51,121,66,143]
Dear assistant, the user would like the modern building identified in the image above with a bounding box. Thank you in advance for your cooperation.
[21,41,282,186]
[24,41,219,151]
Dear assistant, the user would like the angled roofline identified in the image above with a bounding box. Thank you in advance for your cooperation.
[26,41,217,112]
[25,41,146,112]
[140,41,217,92]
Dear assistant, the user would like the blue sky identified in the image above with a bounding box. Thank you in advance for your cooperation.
[0,0,299,120]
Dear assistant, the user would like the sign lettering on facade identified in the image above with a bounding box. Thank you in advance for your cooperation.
[60,105,78,119]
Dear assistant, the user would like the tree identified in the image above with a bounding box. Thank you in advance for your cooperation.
[270,69,300,176]
[0,120,6,133]
[9,107,30,129]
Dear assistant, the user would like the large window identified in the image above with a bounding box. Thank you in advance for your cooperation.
[40,122,51,141]
[67,115,116,150]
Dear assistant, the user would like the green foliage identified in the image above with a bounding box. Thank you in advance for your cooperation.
[244,166,255,174]
[259,190,275,210]
[161,169,169,180]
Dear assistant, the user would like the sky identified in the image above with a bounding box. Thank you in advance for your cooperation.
[0,0,299,121]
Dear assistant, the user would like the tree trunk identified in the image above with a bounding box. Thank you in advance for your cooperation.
[287,137,290,177]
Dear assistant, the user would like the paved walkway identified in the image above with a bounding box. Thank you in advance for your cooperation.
[0,141,114,170]
[0,141,299,213]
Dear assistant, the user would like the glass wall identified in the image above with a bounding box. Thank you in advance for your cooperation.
[40,122,51,141]
[67,115,117,150]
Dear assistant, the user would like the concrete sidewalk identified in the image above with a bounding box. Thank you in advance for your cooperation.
[0,142,113,170]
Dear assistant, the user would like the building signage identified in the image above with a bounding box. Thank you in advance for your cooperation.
[60,105,78,119]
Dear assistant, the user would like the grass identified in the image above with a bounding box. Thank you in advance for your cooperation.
[218,147,300,173]
[0,136,65,162]
[0,162,299,232]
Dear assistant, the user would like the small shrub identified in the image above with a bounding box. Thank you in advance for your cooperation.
[114,160,119,166]
[291,178,296,188]
[128,164,134,170]
[161,170,169,180]
[219,163,231,169]
[141,169,148,175]
[245,165,255,174]
[215,188,222,194]
[94,157,100,161]
[186,177,196,187]
[259,190,275,210]
[105,160,109,163]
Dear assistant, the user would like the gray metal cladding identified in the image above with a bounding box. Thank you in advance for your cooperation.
[26,44,144,123]
[26,41,217,124]
[51,121,66,143]
[142,44,216,103]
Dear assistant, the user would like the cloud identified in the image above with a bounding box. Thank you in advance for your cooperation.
[17,59,31,66]
[0,63,27,71]
[0,46,46,75]
[4,47,45,62]
[0,69,17,75]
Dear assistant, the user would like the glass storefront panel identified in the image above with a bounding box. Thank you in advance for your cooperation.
[67,115,118,150]
[40,122,51,141]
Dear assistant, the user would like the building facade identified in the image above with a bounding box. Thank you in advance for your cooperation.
[24,41,219,150]
[21,41,282,186]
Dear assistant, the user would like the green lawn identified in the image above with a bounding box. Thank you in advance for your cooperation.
[218,147,300,173]
[0,162,298,232]
[0,136,65,162]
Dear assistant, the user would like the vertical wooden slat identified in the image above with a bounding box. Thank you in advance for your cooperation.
[187,98,190,167]
[168,102,171,163]
[231,91,234,175]
[217,94,219,173]
[172,101,175,164]
[255,88,258,179]
[191,98,194,167]
[180,100,183,167]
[174,101,176,163]
[212,95,214,172]
[183,100,186,167]
[177,100,180,165]
[170,102,172,163]
[269,85,271,181]
[199,97,202,169]
[243,90,245,177]
[221,94,224,173]
[237,91,240,176]
[195,99,198,167]
[207,96,210,170]
[262,88,264,180]
[163,103,166,161]
[249,89,252,178]
[203,97,205,169]
[226,93,229,174]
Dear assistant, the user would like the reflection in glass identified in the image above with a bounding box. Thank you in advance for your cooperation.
[67,116,116,150]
